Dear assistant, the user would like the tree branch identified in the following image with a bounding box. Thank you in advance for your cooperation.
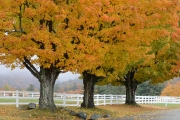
[54,71,61,80]
[23,57,40,80]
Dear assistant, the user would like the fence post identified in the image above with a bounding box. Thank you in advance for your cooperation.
[96,94,99,106]
[63,93,66,107]
[110,94,112,105]
[116,95,118,104]
[104,94,105,106]
[4,92,5,97]
[77,94,79,106]
[165,96,167,107]
[16,90,19,108]
[123,95,125,103]
[150,96,152,104]
[154,96,158,104]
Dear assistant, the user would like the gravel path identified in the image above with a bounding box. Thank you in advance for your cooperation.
[116,108,180,120]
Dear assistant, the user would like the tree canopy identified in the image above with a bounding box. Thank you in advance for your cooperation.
[0,0,70,70]
[96,0,180,105]
[97,0,180,85]
[0,0,180,108]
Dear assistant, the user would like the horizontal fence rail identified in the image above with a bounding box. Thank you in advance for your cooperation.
[0,91,180,108]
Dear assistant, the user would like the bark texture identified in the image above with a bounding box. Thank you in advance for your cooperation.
[38,67,60,110]
[23,58,60,111]
[124,71,138,105]
[81,71,97,108]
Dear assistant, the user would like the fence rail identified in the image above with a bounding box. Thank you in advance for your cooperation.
[0,91,180,107]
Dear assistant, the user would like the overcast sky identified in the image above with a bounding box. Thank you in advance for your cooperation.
[0,65,80,81]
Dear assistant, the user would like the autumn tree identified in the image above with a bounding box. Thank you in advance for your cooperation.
[0,0,80,110]
[161,81,180,96]
[3,84,15,91]
[98,0,180,105]
[61,0,113,108]
[63,0,180,107]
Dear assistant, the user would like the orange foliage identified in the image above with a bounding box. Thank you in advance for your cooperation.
[97,0,180,85]
[161,82,180,96]
[0,0,179,81]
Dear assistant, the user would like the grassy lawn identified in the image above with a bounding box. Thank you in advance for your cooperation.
[0,98,122,105]
[0,98,79,104]
[0,103,175,120]
[0,98,38,103]
[149,103,180,109]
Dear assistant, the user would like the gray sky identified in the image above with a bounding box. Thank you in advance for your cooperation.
[0,65,80,81]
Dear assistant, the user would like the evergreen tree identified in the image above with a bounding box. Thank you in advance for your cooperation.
[136,81,165,96]
[95,84,126,95]
[27,84,35,91]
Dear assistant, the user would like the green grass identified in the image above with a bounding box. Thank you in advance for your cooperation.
[149,103,180,109]
[0,98,82,105]
[95,100,123,103]
[0,98,119,105]
[0,98,38,103]
[0,98,16,102]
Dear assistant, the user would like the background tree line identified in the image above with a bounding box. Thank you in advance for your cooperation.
[0,78,173,97]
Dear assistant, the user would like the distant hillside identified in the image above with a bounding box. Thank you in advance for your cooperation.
[1,69,179,95]
[55,79,83,94]
[0,70,80,91]
[0,71,39,90]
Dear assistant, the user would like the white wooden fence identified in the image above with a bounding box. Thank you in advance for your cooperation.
[0,91,180,108]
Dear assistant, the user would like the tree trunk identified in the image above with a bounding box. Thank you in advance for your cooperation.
[81,71,97,108]
[38,67,60,111]
[124,71,138,105]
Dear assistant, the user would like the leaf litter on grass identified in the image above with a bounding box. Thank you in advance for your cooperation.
[0,105,76,120]
[0,104,170,120]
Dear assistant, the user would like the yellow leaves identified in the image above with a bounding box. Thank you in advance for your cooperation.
[10,64,16,70]
[95,69,106,77]
[79,0,85,4]
[5,0,24,8]
[0,11,6,20]
[23,0,60,21]
[101,14,115,23]
[0,0,179,85]
[36,0,59,16]
[76,43,85,50]
[24,8,36,18]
